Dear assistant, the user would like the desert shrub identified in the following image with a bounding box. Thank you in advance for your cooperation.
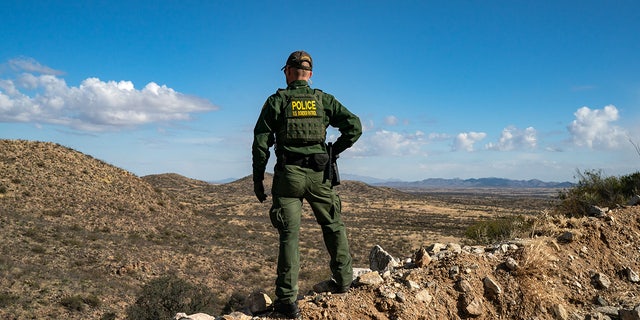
[0,292,19,308]
[60,295,85,311]
[83,294,101,308]
[59,294,101,312]
[464,215,532,244]
[620,171,640,195]
[31,245,46,254]
[126,274,217,320]
[43,208,65,217]
[101,313,117,320]
[556,170,640,217]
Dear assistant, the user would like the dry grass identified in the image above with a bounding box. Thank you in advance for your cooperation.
[516,238,558,277]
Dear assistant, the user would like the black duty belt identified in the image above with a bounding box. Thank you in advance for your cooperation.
[284,154,313,168]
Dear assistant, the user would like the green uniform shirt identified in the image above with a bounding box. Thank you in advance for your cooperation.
[252,80,362,181]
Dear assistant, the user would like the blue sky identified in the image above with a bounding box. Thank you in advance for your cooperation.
[1,1,639,182]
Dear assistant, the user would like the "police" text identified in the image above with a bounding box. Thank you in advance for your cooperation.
[291,100,317,116]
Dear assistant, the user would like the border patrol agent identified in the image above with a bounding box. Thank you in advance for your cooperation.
[252,51,362,319]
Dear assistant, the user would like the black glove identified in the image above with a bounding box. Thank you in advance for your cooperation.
[254,181,267,203]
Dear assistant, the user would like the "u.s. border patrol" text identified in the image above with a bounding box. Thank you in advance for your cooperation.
[291,100,317,116]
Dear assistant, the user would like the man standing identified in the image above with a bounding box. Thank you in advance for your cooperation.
[252,50,362,319]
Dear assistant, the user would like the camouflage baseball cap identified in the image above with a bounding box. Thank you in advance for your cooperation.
[281,50,312,71]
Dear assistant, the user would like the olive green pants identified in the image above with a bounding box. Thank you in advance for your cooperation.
[270,164,353,303]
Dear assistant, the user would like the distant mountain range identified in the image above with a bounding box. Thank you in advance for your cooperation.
[365,176,574,189]
[212,174,574,189]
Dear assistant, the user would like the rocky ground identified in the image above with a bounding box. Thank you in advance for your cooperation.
[296,207,640,320]
[1,140,639,320]
[197,204,640,320]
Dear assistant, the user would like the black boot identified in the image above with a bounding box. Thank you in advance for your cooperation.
[312,279,350,294]
[273,300,301,319]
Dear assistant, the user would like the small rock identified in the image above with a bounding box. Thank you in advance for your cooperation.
[588,205,608,217]
[446,243,462,254]
[558,231,575,243]
[505,257,519,271]
[221,312,251,320]
[595,306,619,317]
[406,280,421,290]
[456,279,473,293]
[552,303,569,320]
[243,291,271,314]
[377,286,396,299]
[592,273,611,289]
[449,265,460,278]
[415,289,432,304]
[174,313,216,320]
[414,247,432,268]
[357,271,384,286]
[594,295,608,306]
[469,246,485,254]
[369,245,398,271]
[623,267,640,283]
[483,276,502,297]
[464,294,483,316]
[604,215,615,224]
[628,194,640,206]
[433,251,452,260]
[396,291,406,303]
[426,243,446,254]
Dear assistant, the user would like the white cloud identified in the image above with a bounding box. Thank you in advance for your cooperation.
[348,129,426,157]
[568,105,627,149]
[486,126,537,151]
[384,115,399,126]
[452,132,486,152]
[361,119,375,131]
[0,58,217,131]
[7,57,64,75]
[428,132,451,141]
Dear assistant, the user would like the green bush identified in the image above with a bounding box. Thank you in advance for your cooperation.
[464,215,532,243]
[620,171,640,195]
[126,274,217,320]
[556,170,640,217]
